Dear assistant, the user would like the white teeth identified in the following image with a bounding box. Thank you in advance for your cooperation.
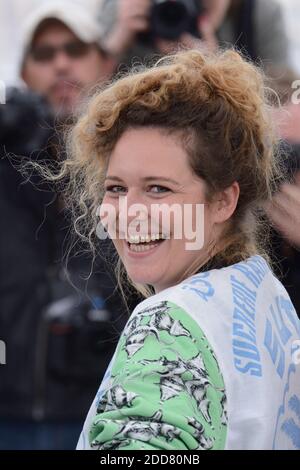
[126,233,166,244]
[128,235,139,244]
[129,243,158,252]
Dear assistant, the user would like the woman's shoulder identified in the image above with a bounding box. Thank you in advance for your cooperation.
[134,255,273,311]
[129,254,296,341]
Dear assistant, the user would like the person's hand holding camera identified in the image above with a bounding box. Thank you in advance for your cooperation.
[155,15,217,55]
[100,0,231,58]
[156,0,230,54]
[101,0,152,58]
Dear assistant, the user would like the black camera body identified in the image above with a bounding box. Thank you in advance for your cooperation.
[151,0,203,40]
[0,88,53,156]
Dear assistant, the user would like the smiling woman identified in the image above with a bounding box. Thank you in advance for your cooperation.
[56,48,300,450]
[101,126,231,294]
[65,47,277,297]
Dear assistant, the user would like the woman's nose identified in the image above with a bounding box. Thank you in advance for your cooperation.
[118,190,150,231]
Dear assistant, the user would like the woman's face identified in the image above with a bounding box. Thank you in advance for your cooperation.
[101,127,221,293]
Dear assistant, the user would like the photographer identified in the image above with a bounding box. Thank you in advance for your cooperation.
[98,0,290,69]
[97,0,226,56]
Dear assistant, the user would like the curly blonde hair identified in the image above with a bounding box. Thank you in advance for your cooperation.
[55,48,283,298]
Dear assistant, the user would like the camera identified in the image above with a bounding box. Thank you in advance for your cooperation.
[150,0,204,40]
[0,88,53,156]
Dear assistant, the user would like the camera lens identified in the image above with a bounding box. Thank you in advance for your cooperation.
[151,1,191,40]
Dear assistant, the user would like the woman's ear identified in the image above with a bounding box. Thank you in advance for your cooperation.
[213,181,240,224]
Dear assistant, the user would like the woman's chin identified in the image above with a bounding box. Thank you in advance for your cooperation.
[126,268,160,289]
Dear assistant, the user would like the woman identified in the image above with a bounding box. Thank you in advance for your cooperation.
[63,48,300,450]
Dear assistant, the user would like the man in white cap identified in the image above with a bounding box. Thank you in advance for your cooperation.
[21,1,116,118]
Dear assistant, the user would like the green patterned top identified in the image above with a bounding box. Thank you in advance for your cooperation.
[88,300,227,450]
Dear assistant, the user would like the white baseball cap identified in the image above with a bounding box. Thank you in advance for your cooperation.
[21,1,103,60]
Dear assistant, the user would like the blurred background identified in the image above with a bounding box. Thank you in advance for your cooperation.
[1,0,300,85]
[279,0,300,72]
[0,0,299,450]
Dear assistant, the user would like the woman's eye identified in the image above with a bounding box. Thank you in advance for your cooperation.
[149,185,170,194]
[105,185,127,194]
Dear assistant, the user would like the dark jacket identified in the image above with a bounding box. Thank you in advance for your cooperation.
[0,90,138,420]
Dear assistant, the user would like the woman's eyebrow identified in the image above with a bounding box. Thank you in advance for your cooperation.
[143,176,180,186]
[105,176,180,186]
[105,176,124,182]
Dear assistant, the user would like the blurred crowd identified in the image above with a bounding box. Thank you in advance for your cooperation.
[0,0,300,450]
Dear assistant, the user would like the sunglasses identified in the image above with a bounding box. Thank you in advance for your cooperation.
[29,40,94,62]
